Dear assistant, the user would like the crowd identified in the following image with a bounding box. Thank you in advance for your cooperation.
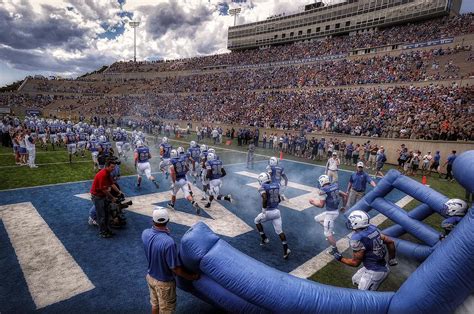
[107,14,474,73]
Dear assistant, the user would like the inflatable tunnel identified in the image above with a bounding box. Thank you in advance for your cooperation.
[177,151,474,313]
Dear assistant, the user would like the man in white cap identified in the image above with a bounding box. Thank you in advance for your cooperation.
[142,206,199,314]
[346,162,377,209]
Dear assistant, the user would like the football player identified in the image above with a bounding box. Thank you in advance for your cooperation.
[187,141,201,184]
[77,128,88,158]
[441,199,469,236]
[332,210,397,291]
[167,149,201,214]
[134,140,159,189]
[199,144,210,200]
[36,120,48,150]
[204,152,232,208]
[87,134,100,171]
[65,128,77,163]
[48,121,59,150]
[254,172,291,259]
[159,137,172,179]
[309,174,348,255]
[266,157,289,200]
[120,129,131,161]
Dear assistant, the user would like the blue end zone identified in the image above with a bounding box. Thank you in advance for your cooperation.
[0,159,406,312]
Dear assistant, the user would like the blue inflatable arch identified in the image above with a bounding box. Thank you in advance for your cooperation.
[177,150,474,313]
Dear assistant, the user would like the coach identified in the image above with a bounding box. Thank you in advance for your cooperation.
[346,162,377,209]
[90,159,117,238]
[142,207,199,314]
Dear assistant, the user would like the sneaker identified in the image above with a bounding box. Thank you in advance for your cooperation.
[99,231,113,238]
[88,217,98,226]
[193,202,201,215]
[283,249,291,259]
[167,203,175,210]
[281,194,287,201]
[327,247,339,256]
[260,238,269,246]
[226,194,233,203]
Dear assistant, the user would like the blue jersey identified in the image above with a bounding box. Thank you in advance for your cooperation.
[171,156,188,179]
[206,159,223,180]
[66,132,77,143]
[88,140,100,152]
[266,165,285,184]
[78,133,87,141]
[258,182,281,210]
[320,183,340,210]
[160,143,172,159]
[350,225,387,272]
[101,142,112,156]
[49,124,58,134]
[121,132,128,142]
[114,132,124,141]
[188,147,201,162]
[37,124,46,134]
[136,147,150,163]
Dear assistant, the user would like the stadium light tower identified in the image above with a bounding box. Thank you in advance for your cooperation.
[129,21,140,62]
[229,8,241,26]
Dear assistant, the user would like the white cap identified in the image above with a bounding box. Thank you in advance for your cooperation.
[357,161,364,168]
[152,206,169,224]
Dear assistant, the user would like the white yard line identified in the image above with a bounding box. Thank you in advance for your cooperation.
[289,194,414,279]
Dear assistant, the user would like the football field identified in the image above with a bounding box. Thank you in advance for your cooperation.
[0,136,464,312]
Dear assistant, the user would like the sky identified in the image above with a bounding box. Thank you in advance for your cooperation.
[0,0,472,87]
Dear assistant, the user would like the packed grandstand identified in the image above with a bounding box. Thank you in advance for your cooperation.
[0,14,473,141]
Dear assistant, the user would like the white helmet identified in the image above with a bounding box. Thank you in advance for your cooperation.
[90,134,96,140]
[79,128,84,133]
[138,131,143,136]
[66,128,71,133]
[136,140,144,147]
[200,144,208,151]
[162,137,168,144]
[208,148,216,154]
[121,128,125,133]
[444,199,468,216]
[207,152,216,161]
[318,174,330,187]
[116,127,120,131]
[190,140,196,148]
[152,206,169,224]
[170,149,178,159]
[99,135,106,142]
[257,172,271,185]
[269,156,278,166]
[177,147,185,155]
[346,210,370,230]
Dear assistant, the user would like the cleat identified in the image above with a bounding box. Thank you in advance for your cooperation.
[281,194,287,201]
[227,194,233,203]
[193,202,201,215]
[153,181,160,189]
[327,247,339,256]
[88,217,98,226]
[260,238,269,246]
[283,249,291,259]
[167,203,175,210]
[204,203,211,209]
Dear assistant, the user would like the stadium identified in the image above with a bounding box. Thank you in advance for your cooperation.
[0,0,473,313]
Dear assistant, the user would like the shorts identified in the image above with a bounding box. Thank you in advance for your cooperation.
[77,141,86,150]
[376,163,384,171]
[429,162,439,170]
[398,159,406,166]
[19,147,27,155]
[172,178,190,198]
[146,274,176,313]
[352,266,389,291]
[137,162,152,179]
[208,179,222,198]
[315,210,339,237]
[254,209,283,234]
[67,144,77,154]
[412,164,419,171]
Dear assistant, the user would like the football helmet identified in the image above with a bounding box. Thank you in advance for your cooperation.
[318,174,330,187]
[444,199,468,216]
[177,147,185,155]
[346,210,370,230]
[99,135,106,142]
[90,134,96,140]
[136,140,144,147]
[207,153,216,161]
[170,149,178,159]
[269,156,278,166]
[162,137,168,144]
[200,144,208,151]
[258,172,271,185]
[190,140,196,148]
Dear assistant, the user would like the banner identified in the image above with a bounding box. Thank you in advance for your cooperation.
[230,54,347,70]
[0,107,11,114]
[26,109,41,116]
[403,38,454,50]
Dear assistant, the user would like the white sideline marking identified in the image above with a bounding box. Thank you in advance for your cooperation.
[0,202,94,309]
[75,187,252,238]
[289,194,413,279]
[235,170,321,211]
[0,160,91,169]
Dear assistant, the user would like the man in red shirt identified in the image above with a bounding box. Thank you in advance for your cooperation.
[90,159,117,238]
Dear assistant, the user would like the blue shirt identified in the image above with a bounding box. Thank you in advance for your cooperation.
[171,156,188,179]
[142,227,180,282]
[447,154,456,165]
[88,140,100,152]
[320,183,341,210]
[349,171,373,192]
[160,143,172,159]
[350,225,387,272]
[136,147,150,163]
[259,182,280,210]
[433,153,441,163]
[207,159,223,180]
[188,147,201,162]
[266,165,285,184]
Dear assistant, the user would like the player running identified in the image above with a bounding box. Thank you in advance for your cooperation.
[204,152,232,208]
[266,156,289,200]
[134,141,159,189]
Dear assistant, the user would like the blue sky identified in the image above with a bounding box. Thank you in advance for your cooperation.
[0,0,472,87]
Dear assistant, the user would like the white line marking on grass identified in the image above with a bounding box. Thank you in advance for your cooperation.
[0,202,95,309]
[0,160,91,169]
[289,194,413,279]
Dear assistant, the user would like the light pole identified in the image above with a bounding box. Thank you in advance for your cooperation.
[129,21,140,62]
[229,8,241,26]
